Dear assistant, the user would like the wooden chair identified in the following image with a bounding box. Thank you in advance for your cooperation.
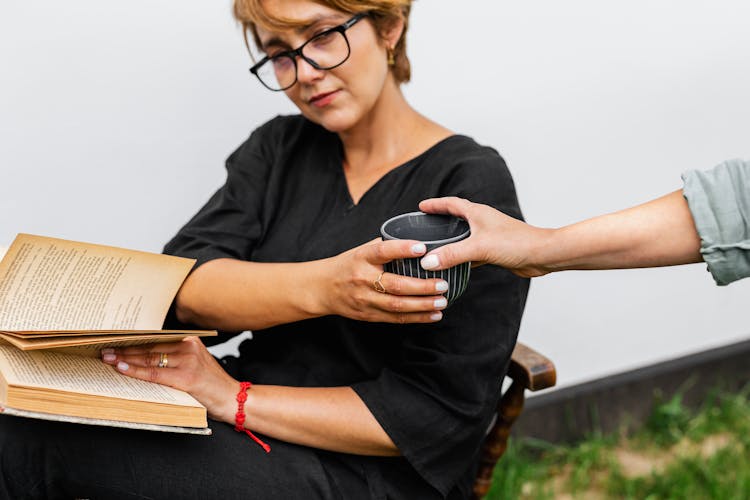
[471,342,557,499]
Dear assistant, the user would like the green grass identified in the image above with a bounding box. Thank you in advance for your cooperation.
[486,385,750,499]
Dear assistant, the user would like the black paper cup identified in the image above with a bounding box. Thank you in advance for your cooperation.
[380,211,471,306]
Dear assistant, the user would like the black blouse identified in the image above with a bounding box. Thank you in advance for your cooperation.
[163,115,529,499]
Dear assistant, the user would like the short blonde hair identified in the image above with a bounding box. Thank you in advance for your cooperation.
[233,0,413,83]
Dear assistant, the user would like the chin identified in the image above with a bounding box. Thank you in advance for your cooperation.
[304,108,359,134]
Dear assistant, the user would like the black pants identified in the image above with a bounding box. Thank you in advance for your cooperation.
[0,415,377,500]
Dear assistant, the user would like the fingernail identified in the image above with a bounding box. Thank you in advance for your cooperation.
[435,280,449,292]
[430,312,443,321]
[101,348,114,355]
[411,243,426,254]
[434,298,448,308]
[102,353,117,363]
[421,254,439,270]
[117,361,129,371]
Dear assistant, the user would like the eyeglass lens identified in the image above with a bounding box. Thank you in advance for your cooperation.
[255,30,351,91]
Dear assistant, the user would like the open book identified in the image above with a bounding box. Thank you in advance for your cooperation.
[0,234,218,434]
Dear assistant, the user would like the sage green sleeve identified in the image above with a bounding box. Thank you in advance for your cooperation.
[681,158,750,286]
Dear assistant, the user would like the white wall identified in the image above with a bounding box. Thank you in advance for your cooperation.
[2,0,748,389]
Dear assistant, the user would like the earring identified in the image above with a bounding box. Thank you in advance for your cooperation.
[387,46,395,66]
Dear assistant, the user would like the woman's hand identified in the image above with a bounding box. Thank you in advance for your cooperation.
[101,339,400,455]
[101,337,237,423]
[315,238,450,324]
[418,197,553,278]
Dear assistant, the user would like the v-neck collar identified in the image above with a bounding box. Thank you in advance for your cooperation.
[329,134,466,208]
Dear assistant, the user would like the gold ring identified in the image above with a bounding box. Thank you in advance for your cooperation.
[373,271,387,293]
[157,352,169,368]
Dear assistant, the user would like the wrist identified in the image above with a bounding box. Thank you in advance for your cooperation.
[234,381,271,452]
[299,258,332,317]
[525,227,559,276]
[207,378,241,424]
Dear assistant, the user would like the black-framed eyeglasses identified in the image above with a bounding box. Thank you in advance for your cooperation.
[249,13,367,92]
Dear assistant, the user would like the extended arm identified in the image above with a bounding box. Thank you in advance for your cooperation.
[418,190,702,277]
[174,239,447,331]
[538,189,702,272]
[420,158,750,282]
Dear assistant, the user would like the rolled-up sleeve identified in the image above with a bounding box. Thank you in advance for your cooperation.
[163,121,276,267]
[682,158,750,285]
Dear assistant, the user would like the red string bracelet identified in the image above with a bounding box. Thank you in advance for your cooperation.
[235,381,271,453]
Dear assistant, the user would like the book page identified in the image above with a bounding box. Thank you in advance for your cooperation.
[0,247,6,262]
[0,343,202,407]
[0,332,208,351]
[0,234,195,330]
[2,329,216,338]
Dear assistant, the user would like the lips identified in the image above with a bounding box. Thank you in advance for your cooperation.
[308,90,339,107]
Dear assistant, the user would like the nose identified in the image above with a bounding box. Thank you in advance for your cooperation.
[295,56,325,85]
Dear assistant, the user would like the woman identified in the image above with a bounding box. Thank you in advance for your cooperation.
[0,1,528,498]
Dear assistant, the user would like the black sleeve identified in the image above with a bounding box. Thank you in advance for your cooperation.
[159,118,281,340]
[352,147,529,496]
[162,119,280,267]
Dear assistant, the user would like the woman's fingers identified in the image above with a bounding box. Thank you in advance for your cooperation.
[419,240,475,271]
[417,197,480,270]
[379,310,444,324]
[100,339,195,370]
[326,238,454,323]
[364,238,427,265]
[113,357,180,385]
[99,348,179,384]
[371,271,449,296]
[104,350,180,369]
[366,275,448,323]
[372,292,448,313]
[360,239,449,293]
[418,196,473,219]
[100,339,203,385]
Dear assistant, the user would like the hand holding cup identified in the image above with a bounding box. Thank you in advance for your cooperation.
[381,211,471,306]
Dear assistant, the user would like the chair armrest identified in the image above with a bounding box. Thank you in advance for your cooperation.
[471,342,556,499]
[508,342,557,392]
